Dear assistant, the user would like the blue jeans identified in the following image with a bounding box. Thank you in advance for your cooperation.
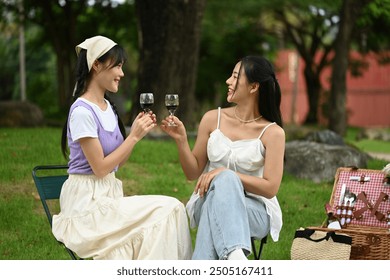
[192,169,270,260]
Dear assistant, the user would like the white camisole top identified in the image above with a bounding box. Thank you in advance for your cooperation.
[205,107,283,241]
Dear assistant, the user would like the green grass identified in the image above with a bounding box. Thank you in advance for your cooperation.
[344,127,390,153]
[350,140,389,153]
[0,127,388,260]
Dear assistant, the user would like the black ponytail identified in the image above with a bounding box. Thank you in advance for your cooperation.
[241,56,283,128]
[61,49,90,158]
[104,94,126,139]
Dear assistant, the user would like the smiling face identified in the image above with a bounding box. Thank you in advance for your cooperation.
[226,62,241,103]
[225,61,254,104]
[95,60,124,93]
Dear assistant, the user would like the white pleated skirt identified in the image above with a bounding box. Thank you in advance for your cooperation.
[52,173,192,260]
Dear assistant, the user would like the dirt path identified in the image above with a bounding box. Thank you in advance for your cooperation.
[368,152,390,162]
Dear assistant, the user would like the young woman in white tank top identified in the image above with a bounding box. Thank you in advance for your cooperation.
[161,56,285,260]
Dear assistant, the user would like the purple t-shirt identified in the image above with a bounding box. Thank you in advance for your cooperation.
[67,99,124,174]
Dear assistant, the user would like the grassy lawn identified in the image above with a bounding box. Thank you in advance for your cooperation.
[344,127,390,153]
[0,126,388,260]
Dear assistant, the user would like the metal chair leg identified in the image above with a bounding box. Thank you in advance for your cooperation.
[251,235,268,260]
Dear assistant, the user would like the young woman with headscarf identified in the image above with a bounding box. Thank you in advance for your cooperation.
[53,36,192,260]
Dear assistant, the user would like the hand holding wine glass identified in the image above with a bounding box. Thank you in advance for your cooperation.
[165,94,179,126]
[140,93,154,113]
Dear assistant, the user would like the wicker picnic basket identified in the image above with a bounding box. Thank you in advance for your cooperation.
[309,167,390,260]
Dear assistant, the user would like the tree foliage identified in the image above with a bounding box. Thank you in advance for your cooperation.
[196,0,278,110]
[1,0,137,120]
[257,0,389,129]
[0,0,389,128]
[265,0,342,124]
[353,0,390,59]
[0,27,19,101]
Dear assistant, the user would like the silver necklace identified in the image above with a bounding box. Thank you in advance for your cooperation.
[234,106,263,123]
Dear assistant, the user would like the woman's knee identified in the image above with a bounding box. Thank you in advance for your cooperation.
[213,169,243,192]
[216,169,239,181]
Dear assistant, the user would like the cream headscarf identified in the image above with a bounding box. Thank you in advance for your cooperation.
[75,35,117,71]
[72,36,117,96]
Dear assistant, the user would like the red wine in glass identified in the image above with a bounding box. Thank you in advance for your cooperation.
[140,93,154,113]
[141,102,154,112]
[166,105,178,114]
[165,94,179,126]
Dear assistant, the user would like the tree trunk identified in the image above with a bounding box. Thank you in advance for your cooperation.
[276,6,334,126]
[329,0,372,135]
[29,0,81,113]
[55,48,74,111]
[133,0,206,129]
[303,65,321,124]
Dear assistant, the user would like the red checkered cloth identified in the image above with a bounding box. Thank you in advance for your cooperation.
[332,169,390,229]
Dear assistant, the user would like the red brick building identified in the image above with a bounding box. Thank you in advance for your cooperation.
[275,50,390,128]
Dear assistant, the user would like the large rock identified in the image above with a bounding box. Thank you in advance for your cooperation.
[284,140,368,183]
[304,129,345,145]
[0,101,44,127]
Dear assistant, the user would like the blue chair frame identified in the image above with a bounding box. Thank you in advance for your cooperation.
[32,165,81,260]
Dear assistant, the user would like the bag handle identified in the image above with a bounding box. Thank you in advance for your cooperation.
[295,228,352,245]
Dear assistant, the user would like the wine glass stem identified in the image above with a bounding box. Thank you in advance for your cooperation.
[168,112,176,126]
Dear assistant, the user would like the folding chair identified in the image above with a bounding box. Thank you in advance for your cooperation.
[32,165,81,260]
[251,235,268,260]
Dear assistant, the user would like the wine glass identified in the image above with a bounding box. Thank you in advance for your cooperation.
[165,94,179,126]
[139,93,154,113]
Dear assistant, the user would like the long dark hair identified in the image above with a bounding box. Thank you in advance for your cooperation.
[239,56,283,128]
[61,45,127,159]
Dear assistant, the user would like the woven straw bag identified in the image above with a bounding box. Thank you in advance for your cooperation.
[291,228,352,260]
